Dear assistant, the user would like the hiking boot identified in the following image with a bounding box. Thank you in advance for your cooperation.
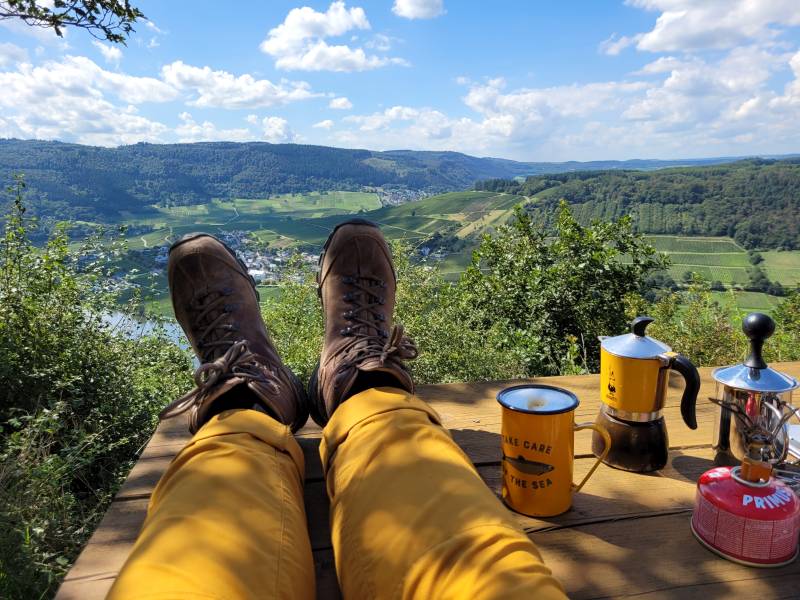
[160,233,308,433]
[309,219,418,426]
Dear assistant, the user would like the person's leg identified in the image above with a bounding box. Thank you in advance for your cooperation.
[109,408,314,600]
[309,220,566,600]
[109,233,315,599]
[321,387,565,600]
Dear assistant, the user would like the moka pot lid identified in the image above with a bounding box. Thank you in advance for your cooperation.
[600,316,670,359]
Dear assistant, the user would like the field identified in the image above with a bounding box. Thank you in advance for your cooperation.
[114,191,800,315]
[121,191,381,249]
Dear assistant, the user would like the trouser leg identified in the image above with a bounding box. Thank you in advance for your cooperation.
[108,409,315,600]
[320,387,566,600]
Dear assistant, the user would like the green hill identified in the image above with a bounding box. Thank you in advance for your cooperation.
[478,159,800,250]
[1,138,757,225]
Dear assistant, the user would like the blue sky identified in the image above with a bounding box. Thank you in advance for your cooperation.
[1,0,799,161]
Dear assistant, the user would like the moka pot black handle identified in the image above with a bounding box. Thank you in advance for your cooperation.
[670,353,700,430]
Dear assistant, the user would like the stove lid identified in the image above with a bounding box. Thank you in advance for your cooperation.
[712,364,798,393]
[713,312,798,393]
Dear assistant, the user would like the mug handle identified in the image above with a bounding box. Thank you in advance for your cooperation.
[572,422,611,493]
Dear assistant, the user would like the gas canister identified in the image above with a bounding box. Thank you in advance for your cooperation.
[691,459,800,567]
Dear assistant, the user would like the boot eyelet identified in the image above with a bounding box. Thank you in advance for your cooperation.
[343,310,353,319]
[340,327,352,336]
[344,292,355,301]
[376,314,385,322]
[382,329,389,338]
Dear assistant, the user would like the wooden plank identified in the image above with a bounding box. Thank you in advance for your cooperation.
[56,499,148,600]
[534,512,800,600]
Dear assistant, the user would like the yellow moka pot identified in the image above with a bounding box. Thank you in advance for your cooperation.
[592,316,700,472]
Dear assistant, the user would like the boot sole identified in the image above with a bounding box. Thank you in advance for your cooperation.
[309,219,382,426]
[170,232,260,300]
[170,232,311,430]
[308,362,327,427]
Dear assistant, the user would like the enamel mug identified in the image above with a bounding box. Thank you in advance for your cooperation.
[497,384,611,517]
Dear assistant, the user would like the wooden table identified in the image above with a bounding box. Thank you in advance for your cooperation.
[57,364,800,599]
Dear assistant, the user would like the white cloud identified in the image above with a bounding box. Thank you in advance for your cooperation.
[175,112,254,142]
[92,40,122,65]
[599,33,637,56]
[0,56,170,146]
[331,40,800,161]
[260,116,296,143]
[329,96,353,109]
[618,1,800,53]
[145,21,164,34]
[392,0,445,20]
[161,61,319,109]
[0,42,28,67]
[365,33,393,52]
[260,1,406,72]
[313,119,335,129]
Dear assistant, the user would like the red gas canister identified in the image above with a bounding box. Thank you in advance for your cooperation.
[691,460,800,567]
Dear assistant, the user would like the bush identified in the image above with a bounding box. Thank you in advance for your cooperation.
[260,244,525,387]
[461,202,665,375]
[0,179,192,599]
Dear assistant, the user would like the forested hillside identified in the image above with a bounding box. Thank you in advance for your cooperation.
[1,139,748,223]
[477,159,800,249]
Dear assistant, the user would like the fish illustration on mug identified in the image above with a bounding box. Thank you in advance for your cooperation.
[502,454,555,476]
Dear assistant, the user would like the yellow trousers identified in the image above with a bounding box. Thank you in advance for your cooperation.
[109,387,565,600]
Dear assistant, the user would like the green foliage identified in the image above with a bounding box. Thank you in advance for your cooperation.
[260,245,525,387]
[0,0,143,43]
[645,279,745,368]
[627,277,800,369]
[393,244,524,383]
[0,178,191,599]
[462,202,665,375]
[260,259,323,384]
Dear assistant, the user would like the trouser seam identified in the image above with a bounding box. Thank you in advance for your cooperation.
[275,448,286,600]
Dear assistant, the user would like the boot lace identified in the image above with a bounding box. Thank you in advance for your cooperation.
[333,275,417,388]
[189,288,241,362]
[160,340,281,420]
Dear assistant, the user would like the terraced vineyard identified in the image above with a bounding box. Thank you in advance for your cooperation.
[114,190,800,314]
[121,191,382,249]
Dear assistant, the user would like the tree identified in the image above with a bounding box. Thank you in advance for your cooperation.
[0,0,143,43]
[461,202,665,375]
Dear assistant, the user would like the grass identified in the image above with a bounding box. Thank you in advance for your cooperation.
[119,191,381,249]
[710,290,784,313]
[645,235,744,253]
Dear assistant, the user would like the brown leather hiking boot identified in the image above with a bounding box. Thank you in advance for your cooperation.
[309,219,418,426]
[160,233,308,433]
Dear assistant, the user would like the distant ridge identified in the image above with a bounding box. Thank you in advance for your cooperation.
[0,138,796,221]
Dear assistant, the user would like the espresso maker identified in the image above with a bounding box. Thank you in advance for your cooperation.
[711,312,798,466]
[592,316,701,472]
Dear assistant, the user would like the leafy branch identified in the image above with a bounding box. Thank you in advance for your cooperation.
[0,0,144,43]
